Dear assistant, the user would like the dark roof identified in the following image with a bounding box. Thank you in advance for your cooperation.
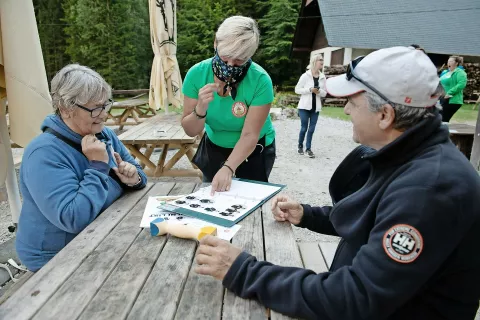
[291,0,480,57]
[290,0,322,58]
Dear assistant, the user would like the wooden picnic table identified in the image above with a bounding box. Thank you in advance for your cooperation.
[118,114,202,178]
[106,96,157,130]
[448,123,475,159]
[0,181,321,320]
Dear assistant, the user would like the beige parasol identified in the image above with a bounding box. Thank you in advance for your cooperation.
[148,0,183,113]
[0,0,52,223]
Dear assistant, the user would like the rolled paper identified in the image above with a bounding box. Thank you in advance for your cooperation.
[150,217,217,240]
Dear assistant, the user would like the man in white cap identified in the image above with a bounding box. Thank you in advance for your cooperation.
[193,47,480,319]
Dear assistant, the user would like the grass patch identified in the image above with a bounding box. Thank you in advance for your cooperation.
[321,106,350,121]
[450,104,478,123]
[321,104,478,123]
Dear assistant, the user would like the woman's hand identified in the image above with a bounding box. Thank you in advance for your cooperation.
[113,152,140,186]
[81,135,108,163]
[211,166,234,195]
[197,83,219,115]
[311,87,320,95]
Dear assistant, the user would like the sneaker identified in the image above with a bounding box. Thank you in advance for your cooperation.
[297,146,304,155]
[306,149,315,158]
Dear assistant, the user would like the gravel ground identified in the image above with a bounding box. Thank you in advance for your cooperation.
[0,116,356,246]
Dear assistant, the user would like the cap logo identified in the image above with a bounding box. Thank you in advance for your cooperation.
[383,224,423,263]
[404,97,412,104]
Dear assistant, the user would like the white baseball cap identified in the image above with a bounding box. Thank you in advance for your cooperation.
[326,46,440,108]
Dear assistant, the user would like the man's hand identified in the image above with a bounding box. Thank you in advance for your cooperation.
[194,235,242,281]
[444,94,452,99]
[271,195,304,225]
[211,166,233,195]
[81,135,108,163]
[113,152,140,185]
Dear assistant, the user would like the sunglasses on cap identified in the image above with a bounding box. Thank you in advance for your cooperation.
[346,56,395,107]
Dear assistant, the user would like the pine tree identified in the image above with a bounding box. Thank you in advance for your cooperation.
[33,0,69,83]
[177,0,237,74]
[257,0,301,87]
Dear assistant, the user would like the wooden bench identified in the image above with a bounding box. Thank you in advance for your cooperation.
[118,114,203,178]
[298,241,339,273]
[448,123,475,159]
[106,95,157,130]
[0,182,303,320]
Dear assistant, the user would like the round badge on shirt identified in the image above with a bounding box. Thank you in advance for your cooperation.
[232,101,247,118]
[383,224,423,263]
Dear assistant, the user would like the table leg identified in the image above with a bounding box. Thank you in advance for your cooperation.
[154,144,169,176]
[119,108,132,131]
[140,145,155,169]
[163,145,190,173]
[186,147,199,170]
[125,145,157,171]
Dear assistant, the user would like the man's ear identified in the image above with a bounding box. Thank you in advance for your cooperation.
[378,104,395,130]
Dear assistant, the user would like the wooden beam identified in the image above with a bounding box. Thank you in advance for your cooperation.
[112,89,149,96]
[470,109,480,171]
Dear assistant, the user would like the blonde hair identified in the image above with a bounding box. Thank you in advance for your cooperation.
[307,54,324,71]
[449,55,463,66]
[51,64,112,115]
[215,16,260,62]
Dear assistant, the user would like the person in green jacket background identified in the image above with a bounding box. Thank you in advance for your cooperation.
[439,55,468,122]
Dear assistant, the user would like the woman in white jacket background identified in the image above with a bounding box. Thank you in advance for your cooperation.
[294,54,326,158]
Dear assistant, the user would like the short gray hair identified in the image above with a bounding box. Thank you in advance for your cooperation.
[364,84,445,131]
[51,64,112,115]
[215,16,260,61]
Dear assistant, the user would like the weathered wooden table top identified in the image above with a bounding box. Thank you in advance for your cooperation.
[448,123,475,135]
[118,114,196,145]
[0,181,328,320]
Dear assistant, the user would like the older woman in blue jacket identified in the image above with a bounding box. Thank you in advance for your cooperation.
[16,64,147,271]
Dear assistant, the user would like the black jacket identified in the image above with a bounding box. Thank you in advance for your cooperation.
[222,114,480,320]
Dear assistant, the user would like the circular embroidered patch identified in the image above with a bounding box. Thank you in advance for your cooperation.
[232,101,247,117]
[383,224,423,263]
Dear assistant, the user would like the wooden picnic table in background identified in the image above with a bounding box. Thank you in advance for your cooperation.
[118,115,203,178]
[448,123,476,159]
[0,181,336,320]
[106,94,157,130]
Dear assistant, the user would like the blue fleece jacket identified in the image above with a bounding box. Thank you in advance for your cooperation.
[16,115,147,271]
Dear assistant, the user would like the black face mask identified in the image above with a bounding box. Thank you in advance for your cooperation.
[212,50,252,99]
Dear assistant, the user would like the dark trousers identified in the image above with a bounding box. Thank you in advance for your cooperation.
[298,109,319,150]
[440,98,462,123]
[193,134,276,183]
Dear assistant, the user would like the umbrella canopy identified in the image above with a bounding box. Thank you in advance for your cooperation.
[149,0,183,113]
[0,0,52,223]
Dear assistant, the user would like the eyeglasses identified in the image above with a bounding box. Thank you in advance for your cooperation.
[346,56,395,106]
[75,99,113,118]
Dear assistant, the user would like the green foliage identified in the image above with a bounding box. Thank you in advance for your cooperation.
[256,0,302,87]
[34,0,301,89]
[177,0,237,74]
[63,0,151,89]
[33,0,68,83]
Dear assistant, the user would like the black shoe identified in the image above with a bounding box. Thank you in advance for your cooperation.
[306,149,315,158]
[297,146,304,155]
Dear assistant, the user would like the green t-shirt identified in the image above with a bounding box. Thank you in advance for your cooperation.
[182,58,275,148]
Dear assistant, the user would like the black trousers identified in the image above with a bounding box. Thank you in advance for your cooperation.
[192,134,276,183]
[440,98,462,123]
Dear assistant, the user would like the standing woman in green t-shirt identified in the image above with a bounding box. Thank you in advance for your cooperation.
[181,16,276,194]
